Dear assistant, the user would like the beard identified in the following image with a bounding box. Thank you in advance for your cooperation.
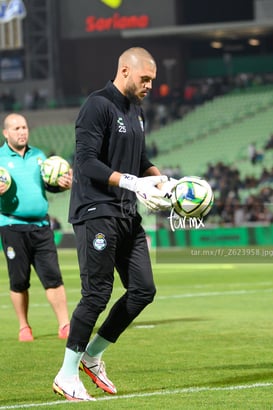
[124,83,142,105]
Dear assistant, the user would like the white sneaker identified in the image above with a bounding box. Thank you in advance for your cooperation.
[53,373,96,401]
[80,354,117,394]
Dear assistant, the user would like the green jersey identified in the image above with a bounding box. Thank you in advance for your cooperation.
[0,142,49,226]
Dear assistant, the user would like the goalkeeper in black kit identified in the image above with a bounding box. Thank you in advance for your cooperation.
[53,47,173,401]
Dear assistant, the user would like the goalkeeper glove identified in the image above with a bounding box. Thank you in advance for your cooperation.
[119,174,171,211]
[160,177,179,198]
[138,177,180,211]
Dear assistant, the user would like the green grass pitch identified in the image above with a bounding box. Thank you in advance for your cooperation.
[0,248,273,409]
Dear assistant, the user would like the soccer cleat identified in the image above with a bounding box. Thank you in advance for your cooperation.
[19,326,34,342]
[58,323,70,339]
[52,374,96,401]
[80,354,117,394]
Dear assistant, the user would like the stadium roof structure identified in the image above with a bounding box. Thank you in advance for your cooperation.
[121,19,273,40]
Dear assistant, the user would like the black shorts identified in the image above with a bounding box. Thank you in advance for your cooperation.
[0,225,64,292]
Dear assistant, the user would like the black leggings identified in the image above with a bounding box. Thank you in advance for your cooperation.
[67,216,156,352]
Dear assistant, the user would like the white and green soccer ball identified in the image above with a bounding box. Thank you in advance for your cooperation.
[0,166,12,190]
[171,176,214,218]
[41,155,70,186]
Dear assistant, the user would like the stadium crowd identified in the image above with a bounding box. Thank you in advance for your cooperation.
[143,71,273,134]
[154,160,273,227]
[204,162,273,225]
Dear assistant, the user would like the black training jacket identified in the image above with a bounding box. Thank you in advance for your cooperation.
[69,80,154,224]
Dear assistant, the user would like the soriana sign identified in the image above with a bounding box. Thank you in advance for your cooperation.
[60,0,176,38]
[86,13,149,32]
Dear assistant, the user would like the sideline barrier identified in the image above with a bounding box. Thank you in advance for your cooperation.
[1,226,272,250]
[53,231,63,246]
[149,225,273,264]
[146,225,273,248]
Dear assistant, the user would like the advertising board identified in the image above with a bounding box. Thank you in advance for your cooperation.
[59,0,176,38]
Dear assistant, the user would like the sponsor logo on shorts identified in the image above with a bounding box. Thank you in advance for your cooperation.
[7,246,15,259]
[93,233,107,251]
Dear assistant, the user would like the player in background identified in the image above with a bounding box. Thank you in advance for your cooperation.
[53,47,171,401]
[0,113,72,342]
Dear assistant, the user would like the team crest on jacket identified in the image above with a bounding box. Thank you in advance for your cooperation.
[138,116,144,132]
[93,233,107,251]
[117,117,126,133]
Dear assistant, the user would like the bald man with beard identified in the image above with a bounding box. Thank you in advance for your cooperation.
[0,113,72,343]
[53,47,171,402]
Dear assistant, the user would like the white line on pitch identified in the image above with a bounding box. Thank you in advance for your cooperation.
[157,288,273,299]
[1,288,273,310]
[0,382,272,409]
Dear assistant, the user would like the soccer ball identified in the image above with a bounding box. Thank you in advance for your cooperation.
[41,155,70,186]
[172,176,214,218]
[0,166,12,190]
